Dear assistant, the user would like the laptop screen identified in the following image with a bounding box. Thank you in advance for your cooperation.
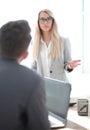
[44,77,71,127]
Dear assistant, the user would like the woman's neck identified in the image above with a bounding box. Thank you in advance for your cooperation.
[42,32,51,47]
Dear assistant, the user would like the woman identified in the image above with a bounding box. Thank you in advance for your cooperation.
[31,9,80,82]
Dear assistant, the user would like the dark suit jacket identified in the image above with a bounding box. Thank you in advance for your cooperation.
[0,58,51,130]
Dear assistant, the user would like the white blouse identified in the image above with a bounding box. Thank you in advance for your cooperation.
[40,39,52,77]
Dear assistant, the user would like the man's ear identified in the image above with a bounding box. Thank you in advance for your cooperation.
[23,51,29,59]
[18,51,29,62]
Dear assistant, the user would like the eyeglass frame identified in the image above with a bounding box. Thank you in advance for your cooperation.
[39,16,54,23]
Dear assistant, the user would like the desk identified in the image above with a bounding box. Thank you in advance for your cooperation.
[55,128,77,130]
[67,105,90,130]
[54,104,90,130]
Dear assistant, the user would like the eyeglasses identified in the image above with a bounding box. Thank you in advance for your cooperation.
[39,16,53,23]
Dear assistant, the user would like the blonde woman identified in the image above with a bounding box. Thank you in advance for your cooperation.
[31,9,80,82]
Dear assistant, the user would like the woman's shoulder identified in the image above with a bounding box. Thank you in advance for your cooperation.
[61,36,71,47]
[61,36,69,41]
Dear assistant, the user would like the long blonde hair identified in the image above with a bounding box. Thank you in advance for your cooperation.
[32,9,62,60]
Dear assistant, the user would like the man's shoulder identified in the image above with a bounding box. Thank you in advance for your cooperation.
[21,65,43,82]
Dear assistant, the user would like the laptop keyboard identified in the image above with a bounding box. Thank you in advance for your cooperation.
[48,115,65,128]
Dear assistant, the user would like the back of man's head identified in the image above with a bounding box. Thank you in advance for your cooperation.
[0,20,32,60]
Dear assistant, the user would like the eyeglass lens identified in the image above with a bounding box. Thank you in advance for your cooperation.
[39,16,53,23]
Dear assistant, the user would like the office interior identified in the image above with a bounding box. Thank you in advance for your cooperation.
[0,0,90,99]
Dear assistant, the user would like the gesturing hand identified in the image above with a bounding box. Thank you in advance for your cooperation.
[68,60,81,69]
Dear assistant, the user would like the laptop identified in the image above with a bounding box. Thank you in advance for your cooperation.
[44,77,71,128]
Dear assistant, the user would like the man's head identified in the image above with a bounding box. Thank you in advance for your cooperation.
[0,20,32,61]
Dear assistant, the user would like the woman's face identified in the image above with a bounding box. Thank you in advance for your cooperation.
[38,12,53,32]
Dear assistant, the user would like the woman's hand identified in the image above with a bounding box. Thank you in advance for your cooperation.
[68,60,81,69]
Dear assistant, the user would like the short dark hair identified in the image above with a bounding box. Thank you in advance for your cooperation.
[0,20,32,60]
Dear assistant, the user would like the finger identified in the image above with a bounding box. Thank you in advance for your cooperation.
[73,60,81,63]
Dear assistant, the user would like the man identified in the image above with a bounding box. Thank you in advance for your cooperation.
[0,20,51,130]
